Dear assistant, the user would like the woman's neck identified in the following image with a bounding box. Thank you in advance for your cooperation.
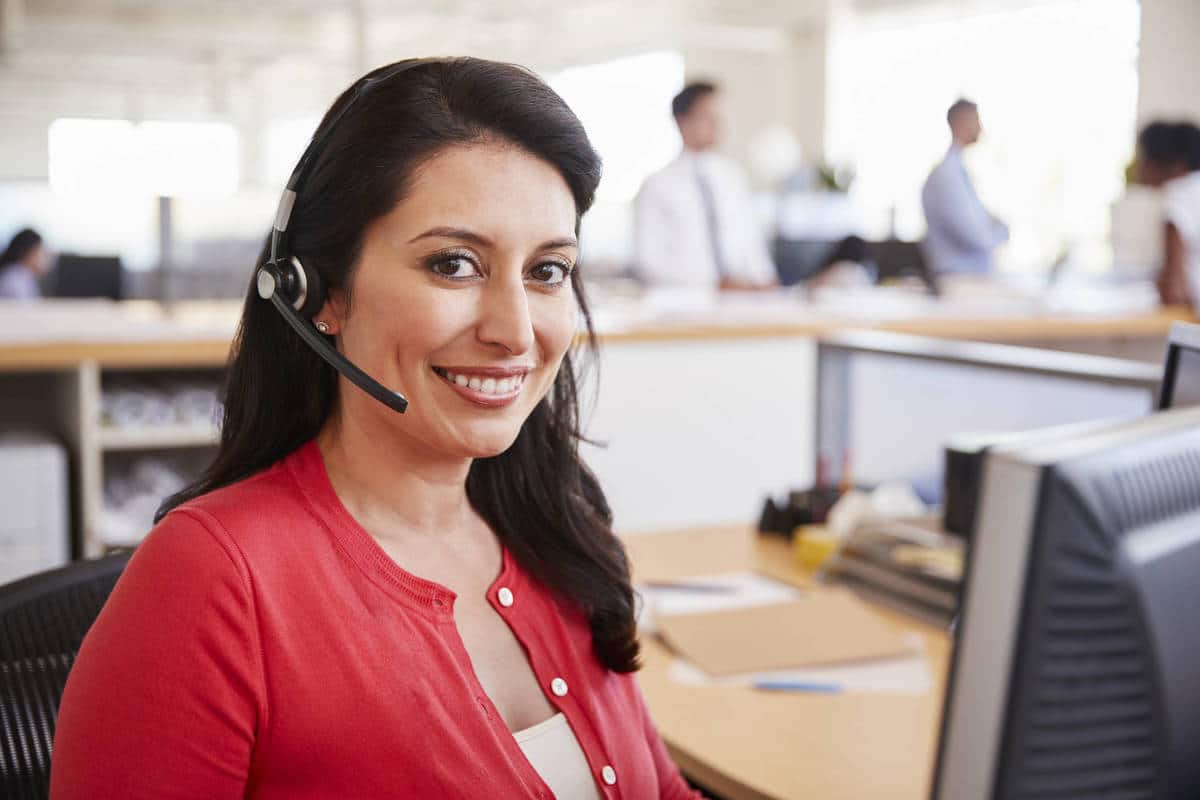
[315,404,476,545]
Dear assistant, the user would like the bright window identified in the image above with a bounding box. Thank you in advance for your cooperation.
[262,116,320,189]
[826,0,1140,271]
[549,51,685,272]
[49,118,239,198]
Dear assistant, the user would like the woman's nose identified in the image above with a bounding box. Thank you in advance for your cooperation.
[476,273,535,355]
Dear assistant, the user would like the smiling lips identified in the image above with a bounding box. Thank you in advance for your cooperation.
[432,366,530,407]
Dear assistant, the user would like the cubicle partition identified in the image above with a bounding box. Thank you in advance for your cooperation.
[814,330,1163,501]
[0,300,1183,568]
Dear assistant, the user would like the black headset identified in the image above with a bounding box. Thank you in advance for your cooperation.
[255,63,421,414]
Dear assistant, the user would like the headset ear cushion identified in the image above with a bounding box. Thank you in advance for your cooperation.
[295,258,325,318]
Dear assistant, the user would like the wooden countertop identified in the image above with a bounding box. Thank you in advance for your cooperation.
[0,298,1189,372]
[624,526,951,800]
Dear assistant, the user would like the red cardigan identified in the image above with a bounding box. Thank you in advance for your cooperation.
[51,441,699,799]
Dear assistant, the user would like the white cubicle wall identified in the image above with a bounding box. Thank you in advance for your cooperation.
[581,336,816,534]
[815,331,1162,502]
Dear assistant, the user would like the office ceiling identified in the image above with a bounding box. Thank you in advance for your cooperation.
[0,0,829,99]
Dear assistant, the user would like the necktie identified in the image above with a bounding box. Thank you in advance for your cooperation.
[694,161,731,280]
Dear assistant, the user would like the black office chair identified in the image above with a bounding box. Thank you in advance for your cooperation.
[0,554,131,799]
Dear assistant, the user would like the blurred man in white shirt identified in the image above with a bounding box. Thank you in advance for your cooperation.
[921,99,1008,275]
[634,82,777,290]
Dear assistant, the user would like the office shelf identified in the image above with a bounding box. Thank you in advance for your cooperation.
[98,424,220,451]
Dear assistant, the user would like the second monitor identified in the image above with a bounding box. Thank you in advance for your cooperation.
[932,406,1200,799]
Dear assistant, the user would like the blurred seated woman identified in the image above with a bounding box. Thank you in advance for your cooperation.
[1135,120,1200,309]
[51,58,700,800]
[0,228,47,299]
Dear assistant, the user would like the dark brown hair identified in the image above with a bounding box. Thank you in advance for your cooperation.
[1138,120,1200,172]
[672,81,717,119]
[158,57,639,673]
[946,98,977,126]
[1,228,42,266]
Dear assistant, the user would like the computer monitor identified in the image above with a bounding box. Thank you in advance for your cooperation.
[51,254,123,300]
[932,406,1200,799]
[1158,321,1200,410]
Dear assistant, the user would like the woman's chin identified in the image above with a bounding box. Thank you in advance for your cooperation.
[454,427,522,460]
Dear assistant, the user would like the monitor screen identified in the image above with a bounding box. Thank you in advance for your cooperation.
[1165,346,1200,409]
[932,407,1200,799]
[52,254,123,300]
[1158,321,1200,410]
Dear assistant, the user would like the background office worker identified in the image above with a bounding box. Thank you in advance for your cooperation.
[51,58,700,800]
[634,81,777,290]
[1134,119,1200,309]
[0,227,47,299]
[921,98,1009,275]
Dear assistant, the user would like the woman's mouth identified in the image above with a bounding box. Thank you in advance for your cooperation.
[431,367,528,407]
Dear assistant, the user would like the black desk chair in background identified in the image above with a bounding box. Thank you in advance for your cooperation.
[0,554,130,800]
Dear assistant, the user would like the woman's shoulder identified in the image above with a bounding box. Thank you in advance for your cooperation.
[1165,171,1200,202]
[158,443,319,556]
[1164,172,1200,236]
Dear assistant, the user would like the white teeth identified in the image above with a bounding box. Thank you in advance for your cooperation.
[441,370,525,395]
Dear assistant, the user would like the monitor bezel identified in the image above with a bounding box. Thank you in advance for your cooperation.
[1157,321,1200,410]
[930,406,1200,800]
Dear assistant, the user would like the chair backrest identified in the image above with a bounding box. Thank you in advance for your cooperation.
[0,553,130,800]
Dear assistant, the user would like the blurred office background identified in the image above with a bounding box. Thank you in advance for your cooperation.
[1,0,1196,291]
[2,0,1199,579]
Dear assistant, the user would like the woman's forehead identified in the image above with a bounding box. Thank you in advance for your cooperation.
[390,142,577,239]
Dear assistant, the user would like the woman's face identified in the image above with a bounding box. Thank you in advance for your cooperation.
[24,243,47,274]
[322,140,580,460]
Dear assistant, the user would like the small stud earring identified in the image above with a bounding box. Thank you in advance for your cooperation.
[315,321,331,334]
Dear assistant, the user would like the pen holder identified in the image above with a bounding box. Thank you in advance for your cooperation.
[757,487,844,537]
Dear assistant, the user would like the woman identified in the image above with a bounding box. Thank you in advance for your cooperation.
[1135,120,1200,309]
[52,58,700,799]
[0,227,47,299]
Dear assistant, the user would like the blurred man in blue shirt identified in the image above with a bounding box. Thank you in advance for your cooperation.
[921,99,1008,275]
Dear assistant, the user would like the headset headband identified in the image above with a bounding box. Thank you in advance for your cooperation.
[269,61,421,266]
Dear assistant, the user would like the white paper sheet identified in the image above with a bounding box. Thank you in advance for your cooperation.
[636,571,804,635]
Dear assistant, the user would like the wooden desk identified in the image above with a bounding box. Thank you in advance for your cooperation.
[626,526,951,800]
[0,300,1190,370]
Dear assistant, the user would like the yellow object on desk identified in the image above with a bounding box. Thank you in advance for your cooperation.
[792,526,840,570]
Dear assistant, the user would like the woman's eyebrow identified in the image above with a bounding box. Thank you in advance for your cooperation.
[407,226,578,250]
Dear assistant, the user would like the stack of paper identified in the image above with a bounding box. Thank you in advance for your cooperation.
[641,574,932,694]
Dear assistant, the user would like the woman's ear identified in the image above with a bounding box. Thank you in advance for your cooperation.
[314,290,347,335]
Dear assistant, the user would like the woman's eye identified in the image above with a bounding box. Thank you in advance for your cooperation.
[529,262,570,285]
[431,256,480,280]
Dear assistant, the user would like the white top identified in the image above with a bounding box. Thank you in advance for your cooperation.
[513,712,604,800]
[920,145,1008,275]
[634,150,777,288]
[1163,170,1200,303]
[0,262,40,300]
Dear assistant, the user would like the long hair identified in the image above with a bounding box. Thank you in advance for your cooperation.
[1,228,42,266]
[158,58,639,673]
